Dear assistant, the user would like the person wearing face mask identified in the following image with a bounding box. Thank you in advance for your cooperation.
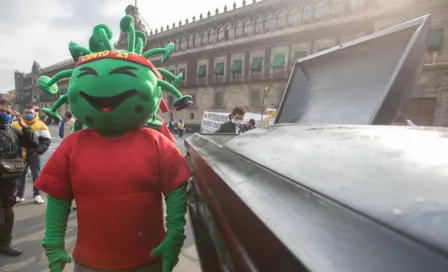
[0,99,38,256]
[12,106,51,205]
[217,106,247,134]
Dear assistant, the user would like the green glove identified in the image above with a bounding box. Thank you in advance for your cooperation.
[42,195,72,272]
[151,183,187,272]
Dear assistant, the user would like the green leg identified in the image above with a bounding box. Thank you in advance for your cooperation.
[146,115,162,126]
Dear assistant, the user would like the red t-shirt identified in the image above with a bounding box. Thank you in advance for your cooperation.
[34,128,191,270]
[157,117,175,143]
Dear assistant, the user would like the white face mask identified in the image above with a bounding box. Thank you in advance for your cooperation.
[233,119,242,126]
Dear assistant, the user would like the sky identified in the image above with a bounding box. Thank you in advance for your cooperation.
[0,0,241,92]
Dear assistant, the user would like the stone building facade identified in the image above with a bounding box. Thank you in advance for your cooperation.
[13,0,448,126]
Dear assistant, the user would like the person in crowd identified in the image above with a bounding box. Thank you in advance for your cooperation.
[168,119,175,133]
[59,119,65,138]
[13,106,51,205]
[217,106,247,134]
[0,99,38,256]
[247,119,256,130]
[178,119,185,137]
[63,110,75,139]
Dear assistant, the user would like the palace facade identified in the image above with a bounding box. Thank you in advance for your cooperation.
[13,0,448,126]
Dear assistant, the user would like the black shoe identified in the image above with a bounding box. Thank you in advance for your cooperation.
[0,245,22,256]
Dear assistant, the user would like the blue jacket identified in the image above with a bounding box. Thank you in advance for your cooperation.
[59,119,65,138]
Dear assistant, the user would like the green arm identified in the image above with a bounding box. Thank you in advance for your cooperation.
[157,80,193,111]
[157,80,183,100]
[68,42,92,62]
[151,183,187,272]
[142,43,175,63]
[38,70,73,95]
[135,31,147,55]
[157,69,183,87]
[120,16,136,53]
[42,195,72,272]
[42,95,69,121]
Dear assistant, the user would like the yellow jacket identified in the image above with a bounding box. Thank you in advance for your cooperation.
[11,116,51,159]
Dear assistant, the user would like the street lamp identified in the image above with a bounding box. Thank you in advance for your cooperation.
[260,85,269,126]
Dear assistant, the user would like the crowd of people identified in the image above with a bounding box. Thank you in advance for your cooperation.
[0,99,41,256]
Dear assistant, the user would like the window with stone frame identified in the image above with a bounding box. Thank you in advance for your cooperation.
[315,2,326,19]
[188,35,193,48]
[276,11,285,28]
[350,0,363,10]
[254,17,263,34]
[264,14,274,31]
[235,22,243,38]
[331,0,341,15]
[214,92,224,107]
[208,29,214,43]
[202,32,207,44]
[287,8,299,26]
[250,89,261,106]
[179,38,184,50]
[243,20,252,36]
[302,5,312,22]
[224,25,231,39]
[194,34,200,47]
[217,27,225,42]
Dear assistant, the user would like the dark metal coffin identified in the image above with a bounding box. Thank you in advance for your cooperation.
[276,15,430,125]
[185,125,448,272]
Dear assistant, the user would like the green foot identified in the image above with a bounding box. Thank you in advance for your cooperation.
[42,108,62,121]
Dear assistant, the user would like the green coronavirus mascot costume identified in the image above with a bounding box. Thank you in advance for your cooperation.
[34,14,192,272]
[41,20,187,142]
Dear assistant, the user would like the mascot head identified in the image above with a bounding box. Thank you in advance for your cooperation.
[38,15,192,136]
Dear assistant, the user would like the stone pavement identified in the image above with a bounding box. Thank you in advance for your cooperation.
[0,127,201,271]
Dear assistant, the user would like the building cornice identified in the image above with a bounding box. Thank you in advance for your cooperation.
[148,0,282,39]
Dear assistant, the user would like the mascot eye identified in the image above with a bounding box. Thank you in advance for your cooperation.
[77,67,98,78]
[109,66,138,77]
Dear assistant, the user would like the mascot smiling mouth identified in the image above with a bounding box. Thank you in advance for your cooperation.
[80,89,137,112]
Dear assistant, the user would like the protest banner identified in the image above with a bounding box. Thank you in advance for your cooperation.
[201,111,271,132]
[201,111,229,132]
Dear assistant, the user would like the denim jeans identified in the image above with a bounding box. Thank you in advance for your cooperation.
[16,155,41,198]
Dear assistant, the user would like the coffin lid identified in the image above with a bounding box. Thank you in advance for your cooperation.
[275,15,430,125]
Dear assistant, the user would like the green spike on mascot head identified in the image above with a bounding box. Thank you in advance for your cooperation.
[34,14,192,272]
[39,15,192,135]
